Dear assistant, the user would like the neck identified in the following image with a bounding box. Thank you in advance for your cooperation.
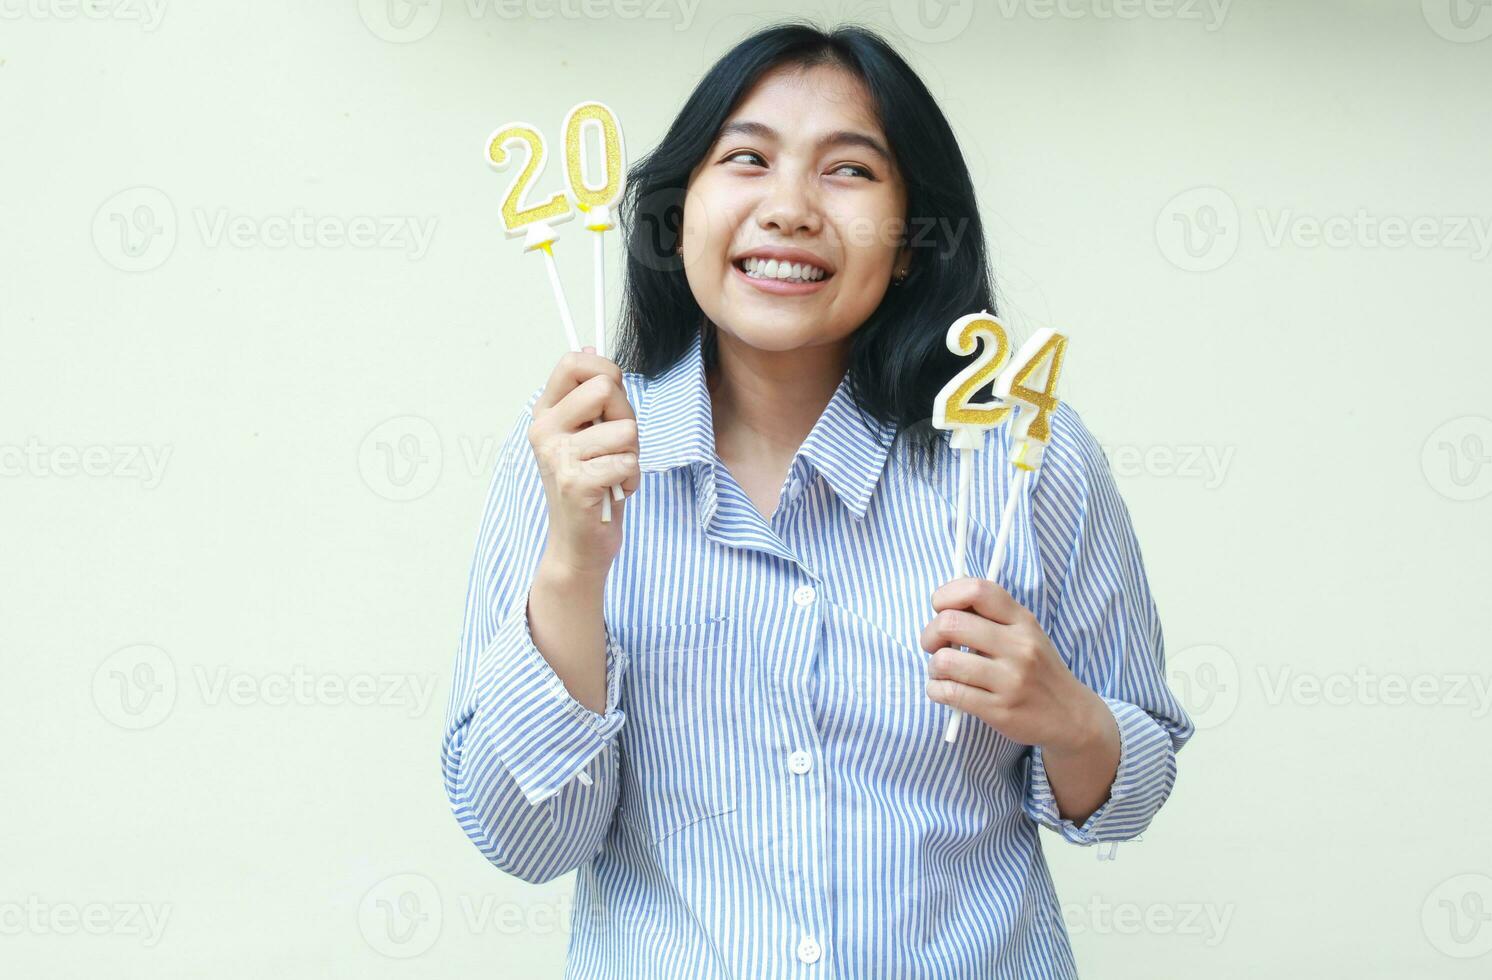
[707,329,849,467]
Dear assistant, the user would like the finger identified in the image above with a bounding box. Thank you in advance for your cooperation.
[533,351,624,412]
[569,451,639,493]
[926,677,996,718]
[564,456,643,509]
[927,646,998,695]
[570,418,639,461]
[919,606,1006,656]
[931,576,1029,627]
[547,374,635,432]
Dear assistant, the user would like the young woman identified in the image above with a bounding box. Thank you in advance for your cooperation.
[442,23,1193,979]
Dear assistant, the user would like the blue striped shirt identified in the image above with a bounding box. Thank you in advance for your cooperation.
[441,329,1193,978]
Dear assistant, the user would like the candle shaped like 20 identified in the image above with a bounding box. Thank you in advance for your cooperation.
[486,101,628,522]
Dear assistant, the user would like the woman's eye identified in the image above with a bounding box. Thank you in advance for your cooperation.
[720,152,874,180]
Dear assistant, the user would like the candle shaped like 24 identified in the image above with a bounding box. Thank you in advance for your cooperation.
[941,325,1071,745]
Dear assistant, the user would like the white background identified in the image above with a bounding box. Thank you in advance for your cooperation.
[2,0,1490,976]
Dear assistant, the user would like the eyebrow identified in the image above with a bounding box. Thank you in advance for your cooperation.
[715,119,893,166]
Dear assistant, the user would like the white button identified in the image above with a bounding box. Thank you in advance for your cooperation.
[788,750,813,775]
[792,585,817,607]
[796,936,822,964]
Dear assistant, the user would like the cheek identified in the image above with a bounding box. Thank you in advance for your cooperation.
[681,196,713,253]
[833,251,893,311]
[682,181,748,262]
[679,186,737,308]
[829,210,900,283]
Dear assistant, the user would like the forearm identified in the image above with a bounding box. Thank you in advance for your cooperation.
[528,549,611,715]
[443,565,627,880]
[1039,687,1122,825]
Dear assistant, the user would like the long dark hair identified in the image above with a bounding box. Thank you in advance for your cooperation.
[614,21,996,468]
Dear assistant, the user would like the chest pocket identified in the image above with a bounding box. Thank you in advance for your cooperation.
[614,615,740,845]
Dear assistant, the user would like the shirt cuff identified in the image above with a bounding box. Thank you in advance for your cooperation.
[1024,696,1175,845]
[475,582,628,806]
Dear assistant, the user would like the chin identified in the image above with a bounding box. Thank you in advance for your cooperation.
[714,318,841,354]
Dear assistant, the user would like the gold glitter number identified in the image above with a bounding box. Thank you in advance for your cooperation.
[488,125,571,231]
[1003,332,1067,443]
[564,103,623,209]
[935,314,1012,429]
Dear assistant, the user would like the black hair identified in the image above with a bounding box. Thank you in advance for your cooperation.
[614,20,996,469]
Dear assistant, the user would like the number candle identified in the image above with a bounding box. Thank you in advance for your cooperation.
[932,311,1014,742]
[486,115,621,522]
[486,122,579,347]
[943,326,1070,744]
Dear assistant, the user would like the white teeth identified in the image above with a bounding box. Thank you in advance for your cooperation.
[741,256,825,282]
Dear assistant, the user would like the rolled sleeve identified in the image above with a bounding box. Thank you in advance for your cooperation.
[1024,696,1177,844]
[1024,403,1195,845]
[475,582,629,806]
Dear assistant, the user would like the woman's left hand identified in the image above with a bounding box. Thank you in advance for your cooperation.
[920,576,1111,754]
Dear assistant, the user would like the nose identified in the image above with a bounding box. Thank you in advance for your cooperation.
[755,170,821,238]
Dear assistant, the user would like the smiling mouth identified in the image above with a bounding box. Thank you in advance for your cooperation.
[732,256,833,283]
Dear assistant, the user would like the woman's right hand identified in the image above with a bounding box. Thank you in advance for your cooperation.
[527,347,640,580]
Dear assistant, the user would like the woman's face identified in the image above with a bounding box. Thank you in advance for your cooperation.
[681,63,910,357]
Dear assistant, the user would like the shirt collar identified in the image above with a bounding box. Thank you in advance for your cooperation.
[636,331,899,522]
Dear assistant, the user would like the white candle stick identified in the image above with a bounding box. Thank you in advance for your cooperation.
[583,209,623,516]
[537,238,581,353]
[942,464,1024,743]
[987,469,1025,581]
[590,225,617,522]
[946,432,981,738]
[593,229,607,362]
[952,437,974,579]
[944,427,982,737]
[932,312,1015,743]
[565,101,628,520]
